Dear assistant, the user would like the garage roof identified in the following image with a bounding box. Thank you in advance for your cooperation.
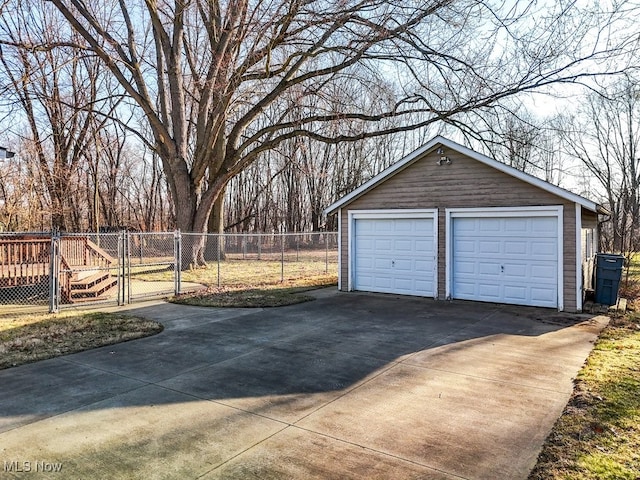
[324,136,608,215]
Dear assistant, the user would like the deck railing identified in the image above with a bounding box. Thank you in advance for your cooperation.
[0,235,115,302]
[0,236,51,287]
[60,237,115,269]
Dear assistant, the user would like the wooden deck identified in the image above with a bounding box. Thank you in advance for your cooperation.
[0,235,117,303]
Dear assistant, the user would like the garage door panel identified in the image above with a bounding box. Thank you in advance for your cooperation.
[354,217,435,297]
[374,220,394,234]
[358,221,375,234]
[454,281,476,296]
[479,218,501,233]
[454,239,475,254]
[479,240,501,254]
[357,238,374,251]
[452,215,558,308]
[356,274,373,288]
[504,285,527,299]
[355,256,374,269]
[415,221,433,234]
[535,218,557,234]
[394,239,413,252]
[394,221,416,234]
[502,263,527,278]
[394,278,412,290]
[478,283,501,299]
[415,259,434,272]
[414,279,432,291]
[531,240,556,256]
[374,238,393,252]
[374,258,392,269]
[374,277,393,289]
[477,262,500,276]
[454,219,475,232]
[531,264,556,281]
[393,259,413,271]
[454,261,476,275]
[531,287,557,303]
[504,218,528,233]
[415,239,434,252]
[504,241,527,255]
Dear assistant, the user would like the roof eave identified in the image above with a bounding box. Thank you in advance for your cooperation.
[322,137,444,215]
[323,135,604,216]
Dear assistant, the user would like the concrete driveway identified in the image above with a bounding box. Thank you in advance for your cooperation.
[0,290,607,479]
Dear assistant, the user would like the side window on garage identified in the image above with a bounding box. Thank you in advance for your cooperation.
[582,228,596,292]
[582,228,595,260]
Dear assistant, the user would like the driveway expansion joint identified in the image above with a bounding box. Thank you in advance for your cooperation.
[0,296,606,479]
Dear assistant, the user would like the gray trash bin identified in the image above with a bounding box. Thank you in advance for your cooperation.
[595,253,624,306]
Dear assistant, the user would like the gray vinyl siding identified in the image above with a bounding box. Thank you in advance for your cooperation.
[338,148,581,311]
[582,209,598,230]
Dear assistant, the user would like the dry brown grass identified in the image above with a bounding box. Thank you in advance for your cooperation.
[171,277,337,307]
[135,257,337,289]
[0,312,163,370]
[529,258,640,480]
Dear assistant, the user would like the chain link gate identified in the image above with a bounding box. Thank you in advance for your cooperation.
[0,231,337,314]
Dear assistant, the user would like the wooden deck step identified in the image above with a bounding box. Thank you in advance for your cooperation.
[70,272,117,301]
[71,271,111,290]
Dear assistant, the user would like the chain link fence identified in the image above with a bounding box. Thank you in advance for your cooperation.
[0,232,52,311]
[0,231,338,314]
[179,232,337,288]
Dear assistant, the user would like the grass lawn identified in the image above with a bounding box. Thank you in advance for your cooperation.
[134,256,339,307]
[0,311,163,370]
[529,259,640,479]
[134,257,337,289]
[170,276,337,307]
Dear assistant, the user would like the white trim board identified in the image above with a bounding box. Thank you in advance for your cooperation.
[575,204,583,313]
[337,207,342,291]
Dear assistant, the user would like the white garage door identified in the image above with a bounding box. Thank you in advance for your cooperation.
[354,217,436,297]
[452,216,558,308]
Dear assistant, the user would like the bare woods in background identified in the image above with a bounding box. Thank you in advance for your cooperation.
[0,0,639,255]
[0,129,403,235]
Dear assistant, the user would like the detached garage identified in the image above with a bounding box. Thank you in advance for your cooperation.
[324,136,608,312]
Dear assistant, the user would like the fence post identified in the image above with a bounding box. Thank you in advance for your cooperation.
[48,231,60,313]
[281,233,285,282]
[325,232,329,274]
[126,231,131,304]
[174,230,181,295]
[217,234,221,288]
[116,232,122,305]
[118,231,127,306]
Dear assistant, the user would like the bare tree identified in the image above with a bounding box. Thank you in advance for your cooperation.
[0,0,119,231]
[463,107,567,186]
[0,147,44,230]
[559,76,640,253]
[28,0,630,263]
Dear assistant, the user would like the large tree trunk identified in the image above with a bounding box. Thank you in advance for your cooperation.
[170,166,227,269]
[205,185,226,261]
[51,195,66,232]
